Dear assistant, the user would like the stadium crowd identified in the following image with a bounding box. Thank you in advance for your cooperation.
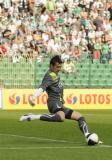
[0,0,112,64]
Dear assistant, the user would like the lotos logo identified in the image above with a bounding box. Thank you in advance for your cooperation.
[66,94,78,104]
[9,93,20,104]
[8,93,48,105]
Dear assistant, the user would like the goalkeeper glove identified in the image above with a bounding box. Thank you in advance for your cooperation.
[29,98,35,107]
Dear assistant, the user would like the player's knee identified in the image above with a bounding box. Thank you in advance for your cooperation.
[71,111,82,121]
[60,115,65,122]
[57,111,65,122]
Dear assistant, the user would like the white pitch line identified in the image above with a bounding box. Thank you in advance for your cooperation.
[0,133,78,144]
[0,133,111,149]
[0,145,112,150]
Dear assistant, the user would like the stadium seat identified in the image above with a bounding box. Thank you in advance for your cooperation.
[1,57,112,88]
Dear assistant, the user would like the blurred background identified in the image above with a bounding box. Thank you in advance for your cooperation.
[0,0,112,89]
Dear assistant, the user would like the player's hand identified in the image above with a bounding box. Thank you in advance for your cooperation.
[29,98,35,107]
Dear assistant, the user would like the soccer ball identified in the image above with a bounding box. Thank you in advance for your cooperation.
[87,133,99,145]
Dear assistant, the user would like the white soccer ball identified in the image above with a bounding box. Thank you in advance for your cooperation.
[87,133,99,145]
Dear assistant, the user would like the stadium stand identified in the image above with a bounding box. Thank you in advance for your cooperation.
[0,56,112,88]
[0,0,112,88]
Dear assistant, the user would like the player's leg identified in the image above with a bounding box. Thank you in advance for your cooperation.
[71,110,90,137]
[40,110,65,122]
[20,101,65,122]
[20,111,65,122]
[63,108,90,137]
[33,101,65,122]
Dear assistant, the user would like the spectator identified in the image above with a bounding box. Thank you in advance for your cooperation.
[0,42,7,57]
[0,0,111,64]
[108,2,112,21]
[72,46,81,61]
[108,42,112,64]
[93,38,102,62]
[46,0,55,13]
[101,41,110,63]
[62,59,76,74]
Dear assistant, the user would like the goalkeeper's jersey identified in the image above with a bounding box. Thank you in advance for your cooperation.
[39,70,64,103]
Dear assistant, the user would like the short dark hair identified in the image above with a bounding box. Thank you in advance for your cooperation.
[50,55,62,66]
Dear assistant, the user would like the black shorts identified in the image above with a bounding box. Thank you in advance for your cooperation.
[47,100,73,119]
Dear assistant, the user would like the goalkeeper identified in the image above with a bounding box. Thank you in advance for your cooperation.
[20,55,96,145]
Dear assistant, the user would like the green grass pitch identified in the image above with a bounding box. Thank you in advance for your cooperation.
[0,110,112,160]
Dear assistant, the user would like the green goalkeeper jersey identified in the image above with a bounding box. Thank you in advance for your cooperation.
[39,70,64,103]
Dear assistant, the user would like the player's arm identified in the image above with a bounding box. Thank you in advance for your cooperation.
[29,72,52,106]
[29,88,44,106]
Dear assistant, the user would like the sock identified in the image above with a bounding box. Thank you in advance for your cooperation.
[40,113,63,122]
[78,117,90,137]
[29,114,41,120]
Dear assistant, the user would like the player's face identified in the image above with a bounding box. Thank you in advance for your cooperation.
[51,62,62,74]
